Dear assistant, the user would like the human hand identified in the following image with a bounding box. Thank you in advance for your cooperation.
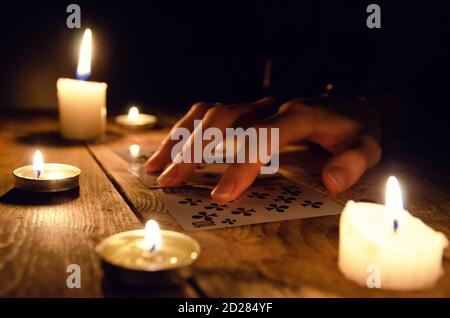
[146,96,382,201]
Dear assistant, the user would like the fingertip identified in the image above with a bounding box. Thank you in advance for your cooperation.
[145,151,162,172]
[157,162,197,187]
[146,161,162,173]
[211,192,237,202]
[322,146,372,194]
[322,168,342,195]
[211,164,260,202]
[157,163,180,186]
[211,181,237,202]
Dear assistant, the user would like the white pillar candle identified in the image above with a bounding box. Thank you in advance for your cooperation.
[338,176,448,290]
[57,29,107,140]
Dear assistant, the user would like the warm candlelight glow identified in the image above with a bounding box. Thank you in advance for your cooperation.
[33,150,44,178]
[58,28,107,140]
[115,106,157,128]
[141,220,162,253]
[128,106,139,123]
[96,219,201,284]
[76,28,92,80]
[129,144,140,158]
[386,176,403,232]
[339,176,448,290]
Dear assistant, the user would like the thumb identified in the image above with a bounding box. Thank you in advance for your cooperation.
[322,135,381,194]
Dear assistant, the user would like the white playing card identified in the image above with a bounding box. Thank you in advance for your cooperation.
[129,164,161,188]
[129,163,287,189]
[126,159,342,230]
[154,181,342,231]
[114,145,158,164]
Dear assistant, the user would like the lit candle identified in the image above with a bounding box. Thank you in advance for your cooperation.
[129,144,141,161]
[33,150,44,178]
[339,176,448,290]
[115,106,157,128]
[13,150,81,192]
[96,219,200,286]
[57,29,107,140]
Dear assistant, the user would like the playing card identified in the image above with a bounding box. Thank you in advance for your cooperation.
[126,158,342,230]
[154,181,342,231]
[129,163,287,189]
[114,145,158,164]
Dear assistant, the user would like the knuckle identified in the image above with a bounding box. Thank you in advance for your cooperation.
[352,134,382,168]
[206,105,236,119]
[349,150,370,171]
[347,119,363,134]
[279,101,295,112]
[190,102,210,114]
[365,135,382,161]
[279,99,311,114]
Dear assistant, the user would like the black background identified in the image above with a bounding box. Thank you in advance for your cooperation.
[1,0,450,159]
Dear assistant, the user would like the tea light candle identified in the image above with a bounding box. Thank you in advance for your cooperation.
[57,29,107,141]
[13,150,81,192]
[128,144,142,170]
[339,176,448,290]
[96,220,200,286]
[129,144,141,161]
[115,106,157,128]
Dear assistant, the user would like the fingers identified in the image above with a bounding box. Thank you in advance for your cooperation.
[146,102,212,172]
[255,100,315,147]
[211,106,317,201]
[157,98,276,187]
[322,134,381,194]
[211,163,261,202]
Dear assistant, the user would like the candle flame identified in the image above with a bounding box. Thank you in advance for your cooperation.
[76,29,92,80]
[129,144,141,159]
[128,106,139,123]
[33,150,44,178]
[386,176,403,232]
[142,220,162,253]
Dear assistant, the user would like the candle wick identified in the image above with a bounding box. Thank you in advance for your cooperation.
[393,219,399,233]
[37,170,41,179]
[76,74,88,81]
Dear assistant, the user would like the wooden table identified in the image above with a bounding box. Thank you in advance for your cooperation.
[1,112,449,297]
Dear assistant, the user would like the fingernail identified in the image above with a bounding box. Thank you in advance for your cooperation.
[211,181,235,200]
[327,166,348,193]
[157,164,179,185]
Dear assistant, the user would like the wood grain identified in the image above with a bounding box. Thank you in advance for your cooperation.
[0,115,196,297]
[89,121,450,297]
[2,113,450,297]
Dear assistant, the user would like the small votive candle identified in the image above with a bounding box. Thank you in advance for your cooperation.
[115,106,157,128]
[13,150,81,192]
[129,144,141,161]
[96,220,200,286]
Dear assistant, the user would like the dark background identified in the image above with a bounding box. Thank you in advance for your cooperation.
[1,0,450,160]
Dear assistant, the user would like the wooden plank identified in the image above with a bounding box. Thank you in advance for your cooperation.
[0,115,196,297]
[89,121,450,297]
